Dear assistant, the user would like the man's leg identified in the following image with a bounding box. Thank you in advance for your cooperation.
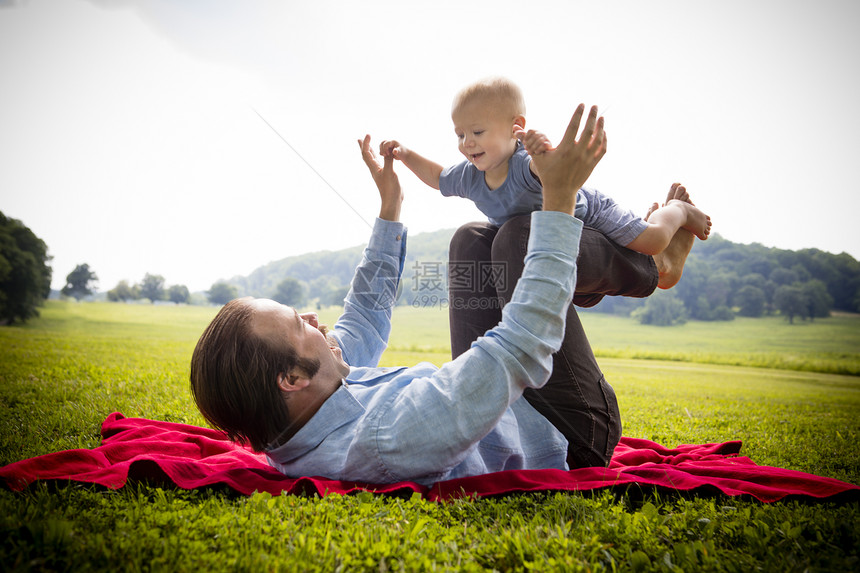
[448,222,502,358]
[448,218,659,357]
[573,224,659,307]
[488,215,656,468]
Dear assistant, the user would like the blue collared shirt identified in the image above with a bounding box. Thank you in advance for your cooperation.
[267,212,583,486]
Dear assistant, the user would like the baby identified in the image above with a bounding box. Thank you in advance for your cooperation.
[380,77,711,287]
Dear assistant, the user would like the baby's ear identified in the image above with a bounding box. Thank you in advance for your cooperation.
[512,115,526,134]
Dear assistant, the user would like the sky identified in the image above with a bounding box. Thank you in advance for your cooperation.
[1,0,859,294]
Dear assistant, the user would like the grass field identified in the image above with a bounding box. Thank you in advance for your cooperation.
[1,301,858,571]
[356,305,860,376]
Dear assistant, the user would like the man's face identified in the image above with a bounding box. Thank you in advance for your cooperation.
[248,298,350,386]
[452,98,518,179]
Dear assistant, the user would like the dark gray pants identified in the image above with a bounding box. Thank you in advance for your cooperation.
[447,216,658,468]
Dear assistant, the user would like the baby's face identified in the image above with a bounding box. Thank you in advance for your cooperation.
[452,98,519,176]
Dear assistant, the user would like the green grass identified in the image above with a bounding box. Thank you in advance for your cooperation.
[604,359,858,483]
[319,305,860,376]
[320,305,860,375]
[580,311,860,376]
[1,301,858,571]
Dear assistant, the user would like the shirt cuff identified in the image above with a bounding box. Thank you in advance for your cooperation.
[528,210,583,258]
[369,217,407,255]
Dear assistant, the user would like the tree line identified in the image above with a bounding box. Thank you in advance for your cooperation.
[594,234,859,325]
[197,229,860,325]
[3,208,858,326]
[105,274,190,304]
[219,230,860,326]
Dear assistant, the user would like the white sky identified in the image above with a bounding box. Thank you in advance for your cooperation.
[2,0,859,293]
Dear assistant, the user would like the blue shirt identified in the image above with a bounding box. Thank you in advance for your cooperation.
[439,143,544,227]
[440,143,647,246]
[266,212,583,486]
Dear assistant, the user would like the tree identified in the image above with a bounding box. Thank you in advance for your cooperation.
[632,291,687,326]
[167,284,190,304]
[769,267,798,286]
[273,277,305,307]
[308,276,343,307]
[107,280,138,302]
[774,285,806,324]
[673,259,707,317]
[61,263,98,301]
[791,264,812,283]
[326,285,350,307]
[139,273,166,303]
[828,253,860,311]
[0,211,52,324]
[735,285,766,317]
[208,281,238,305]
[701,271,736,317]
[800,279,832,321]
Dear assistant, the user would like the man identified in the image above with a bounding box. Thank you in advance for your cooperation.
[191,106,664,486]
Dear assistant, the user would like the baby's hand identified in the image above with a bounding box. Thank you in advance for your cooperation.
[516,128,553,156]
[379,140,406,160]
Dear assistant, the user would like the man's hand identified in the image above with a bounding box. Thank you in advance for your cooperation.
[378,139,443,191]
[379,140,408,161]
[358,134,403,222]
[522,104,607,215]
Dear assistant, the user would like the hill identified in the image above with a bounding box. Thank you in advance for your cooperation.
[225,227,455,307]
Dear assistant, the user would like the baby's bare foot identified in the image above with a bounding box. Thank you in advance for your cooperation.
[655,228,695,289]
[669,200,712,241]
[666,182,692,205]
[644,201,660,221]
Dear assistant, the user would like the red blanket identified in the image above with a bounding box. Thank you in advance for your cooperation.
[2,413,857,503]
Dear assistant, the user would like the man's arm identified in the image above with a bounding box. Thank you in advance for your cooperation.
[362,107,609,480]
[326,137,407,368]
[379,140,444,190]
[332,219,405,368]
[359,212,583,480]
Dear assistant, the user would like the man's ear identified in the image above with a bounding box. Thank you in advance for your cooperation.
[276,371,310,393]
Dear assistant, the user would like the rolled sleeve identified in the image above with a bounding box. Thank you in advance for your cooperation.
[333,218,407,368]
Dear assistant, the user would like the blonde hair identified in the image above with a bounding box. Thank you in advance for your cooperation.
[452,77,526,120]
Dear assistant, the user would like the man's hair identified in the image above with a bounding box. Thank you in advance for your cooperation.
[451,76,526,120]
[190,298,320,452]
